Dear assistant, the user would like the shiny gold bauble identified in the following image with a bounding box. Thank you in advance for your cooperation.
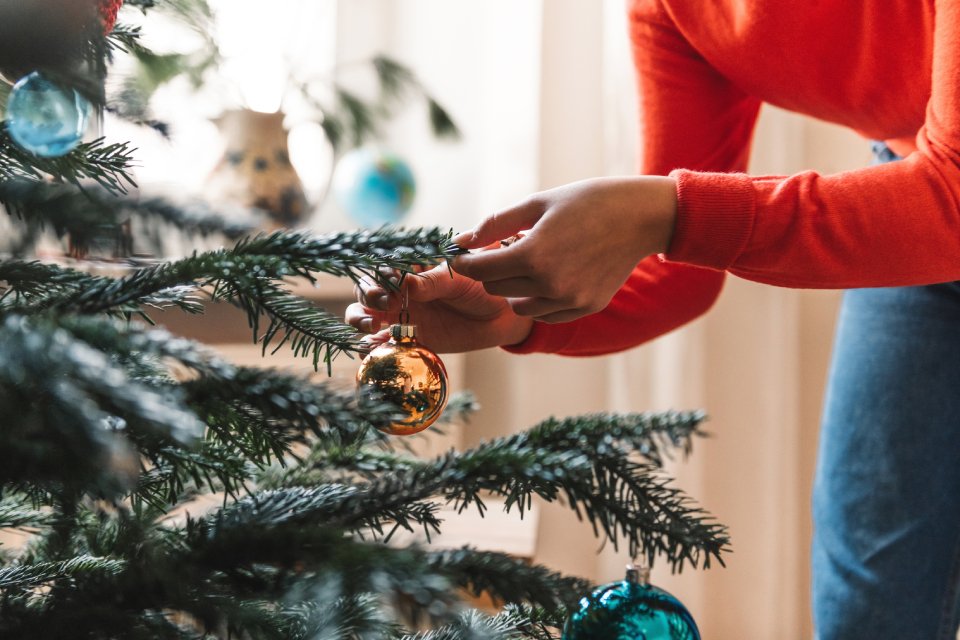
[356,324,448,436]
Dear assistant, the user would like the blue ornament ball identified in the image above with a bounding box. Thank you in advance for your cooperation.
[5,72,91,157]
[563,568,700,640]
[333,148,416,227]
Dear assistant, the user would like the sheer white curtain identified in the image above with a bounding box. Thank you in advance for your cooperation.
[335,2,870,638]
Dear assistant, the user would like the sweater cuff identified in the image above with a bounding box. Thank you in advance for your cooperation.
[665,169,756,269]
[500,320,578,355]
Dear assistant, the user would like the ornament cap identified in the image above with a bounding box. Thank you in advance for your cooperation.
[625,563,651,586]
[390,323,417,341]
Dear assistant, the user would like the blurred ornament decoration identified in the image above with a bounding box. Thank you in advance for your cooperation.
[99,0,124,33]
[562,565,700,640]
[204,109,309,230]
[333,147,416,228]
[357,323,448,436]
[5,71,91,157]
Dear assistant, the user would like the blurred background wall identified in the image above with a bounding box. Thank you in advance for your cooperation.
[127,1,875,637]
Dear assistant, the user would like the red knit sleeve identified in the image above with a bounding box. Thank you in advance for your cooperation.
[505,0,761,356]
[666,1,960,289]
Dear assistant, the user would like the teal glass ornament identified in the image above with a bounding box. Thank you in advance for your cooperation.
[5,72,90,157]
[562,565,700,640]
[333,148,416,227]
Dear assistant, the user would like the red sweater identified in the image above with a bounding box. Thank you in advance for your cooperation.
[508,0,960,357]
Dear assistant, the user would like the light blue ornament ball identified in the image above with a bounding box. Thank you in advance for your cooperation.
[333,148,416,227]
[563,573,700,640]
[5,72,91,157]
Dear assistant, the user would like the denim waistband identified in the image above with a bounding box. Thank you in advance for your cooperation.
[871,141,902,165]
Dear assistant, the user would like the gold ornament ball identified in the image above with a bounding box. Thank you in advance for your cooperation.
[356,324,448,436]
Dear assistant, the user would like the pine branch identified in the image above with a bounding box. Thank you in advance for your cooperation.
[181,520,461,624]
[275,411,726,571]
[58,315,402,435]
[183,366,401,461]
[282,595,405,640]
[0,259,203,318]
[0,555,125,591]
[402,609,529,640]
[0,129,136,196]
[35,228,459,365]
[214,276,360,371]
[501,604,566,640]
[212,485,443,545]
[230,227,464,282]
[427,548,591,610]
[0,316,203,494]
[44,316,405,505]
[0,179,256,259]
[0,496,56,530]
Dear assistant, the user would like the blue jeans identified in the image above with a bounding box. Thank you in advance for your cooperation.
[813,145,960,639]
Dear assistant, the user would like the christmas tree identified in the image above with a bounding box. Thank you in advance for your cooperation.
[0,2,728,638]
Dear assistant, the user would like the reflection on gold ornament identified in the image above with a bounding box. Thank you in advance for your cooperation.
[356,324,448,436]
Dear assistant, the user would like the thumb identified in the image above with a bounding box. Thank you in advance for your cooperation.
[452,198,543,249]
[406,264,463,302]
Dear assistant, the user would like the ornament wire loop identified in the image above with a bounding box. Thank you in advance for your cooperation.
[399,285,410,326]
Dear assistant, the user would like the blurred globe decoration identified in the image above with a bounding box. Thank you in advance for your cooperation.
[5,71,91,157]
[562,566,700,640]
[332,147,416,227]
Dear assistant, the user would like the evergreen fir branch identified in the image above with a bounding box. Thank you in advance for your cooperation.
[438,391,479,425]
[39,228,458,365]
[59,316,400,440]
[230,227,465,287]
[501,604,566,640]
[0,496,56,530]
[184,366,400,463]
[107,24,148,56]
[282,595,406,640]
[0,555,126,591]
[426,548,591,611]
[0,260,98,306]
[213,276,360,370]
[212,485,443,544]
[278,411,726,572]
[135,442,252,509]
[0,180,254,259]
[0,259,203,318]
[0,316,203,493]
[402,609,529,640]
[53,227,458,313]
[0,129,137,196]
[182,521,461,625]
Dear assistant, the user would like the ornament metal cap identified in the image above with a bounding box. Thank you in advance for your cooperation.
[390,323,417,340]
[625,563,651,586]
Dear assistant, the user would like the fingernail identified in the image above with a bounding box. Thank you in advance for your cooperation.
[373,294,389,311]
[359,317,375,332]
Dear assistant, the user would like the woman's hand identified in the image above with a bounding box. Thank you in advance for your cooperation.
[345,260,534,354]
[450,176,678,323]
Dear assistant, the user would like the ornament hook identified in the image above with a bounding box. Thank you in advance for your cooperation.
[398,284,410,326]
